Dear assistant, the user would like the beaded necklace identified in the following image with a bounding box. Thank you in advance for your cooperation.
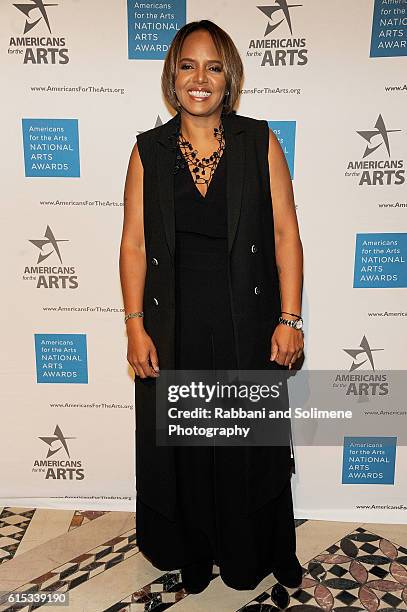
[177,123,225,189]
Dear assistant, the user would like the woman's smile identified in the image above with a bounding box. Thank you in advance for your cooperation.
[187,88,212,101]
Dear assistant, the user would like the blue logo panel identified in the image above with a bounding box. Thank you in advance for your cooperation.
[35,334,88,383]
[370,0,407,57]
[267,121,296,179]
[22,119,80,178]
[127,0,186,59]
[354,233,407,288]
[342,436,397,484]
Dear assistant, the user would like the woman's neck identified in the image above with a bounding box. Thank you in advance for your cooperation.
[179,110,223,147]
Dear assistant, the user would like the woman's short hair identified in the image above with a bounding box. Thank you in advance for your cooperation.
[162,20,243,115]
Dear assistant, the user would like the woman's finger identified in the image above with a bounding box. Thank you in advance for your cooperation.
[138,358,151,378]
[132,362,141,377]
[270,338,279,361]
[149,347,160,376]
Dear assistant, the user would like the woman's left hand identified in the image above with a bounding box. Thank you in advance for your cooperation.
[270,324,304,369]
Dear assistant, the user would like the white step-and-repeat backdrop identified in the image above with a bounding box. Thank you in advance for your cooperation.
[0,0,406,522]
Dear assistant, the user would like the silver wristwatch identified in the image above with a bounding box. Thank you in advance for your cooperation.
[278,316,303,331]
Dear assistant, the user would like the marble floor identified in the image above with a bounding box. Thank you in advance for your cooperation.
[0,507,406,611]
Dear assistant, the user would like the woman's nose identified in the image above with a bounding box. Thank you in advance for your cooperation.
[195,66,208,83]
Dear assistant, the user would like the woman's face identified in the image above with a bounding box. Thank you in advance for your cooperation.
[174,29,227,118]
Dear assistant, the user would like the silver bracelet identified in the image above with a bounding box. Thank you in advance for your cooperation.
[278,315,303,331]
[124,311,144,323]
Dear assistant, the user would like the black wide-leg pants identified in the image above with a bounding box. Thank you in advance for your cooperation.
[136,232,297,590]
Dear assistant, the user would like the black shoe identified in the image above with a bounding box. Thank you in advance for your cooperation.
[271,583,290,609]
[272,554,303,588]
[181,559,213,594]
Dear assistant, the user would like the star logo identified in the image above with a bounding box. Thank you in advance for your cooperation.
[356,114,401,159]
[39,424,76,459]
[343,335,384,371]
[29,225,68,264]
[13,0,58,35]
[137,115,163,135]
[257,0,302,37]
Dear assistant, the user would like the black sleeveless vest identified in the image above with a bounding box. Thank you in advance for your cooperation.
[134,112,291,522]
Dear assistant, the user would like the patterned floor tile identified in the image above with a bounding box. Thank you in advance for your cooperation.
[0,509,36,565]
[3,514,404,611]
[0,506,109,566]
[69,511,109,531]
[102,565,221,612]
[239,526,407,611]
[0,529,138,610]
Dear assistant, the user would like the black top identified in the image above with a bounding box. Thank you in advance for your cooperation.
[174,145,227,239]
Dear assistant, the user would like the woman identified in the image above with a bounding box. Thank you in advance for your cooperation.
[120,20,304,594]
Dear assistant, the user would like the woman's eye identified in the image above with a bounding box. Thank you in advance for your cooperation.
[179,63,222,72]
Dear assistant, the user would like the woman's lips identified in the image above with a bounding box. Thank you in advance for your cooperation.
[187,89,212,100]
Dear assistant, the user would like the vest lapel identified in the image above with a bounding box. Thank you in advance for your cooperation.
[156,112,245,258]
[223,114,245,254]
[156,114,179,259]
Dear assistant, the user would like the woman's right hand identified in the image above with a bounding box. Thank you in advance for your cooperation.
[127,324,160,378]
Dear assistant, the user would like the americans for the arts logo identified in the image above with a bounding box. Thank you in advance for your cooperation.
[247,0,308,67]
[345,114,405,186]
[23,225,79,288]
[8,0,69,64]
[33,424,85,481]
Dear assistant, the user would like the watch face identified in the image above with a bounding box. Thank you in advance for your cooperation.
[295,319,303,330]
